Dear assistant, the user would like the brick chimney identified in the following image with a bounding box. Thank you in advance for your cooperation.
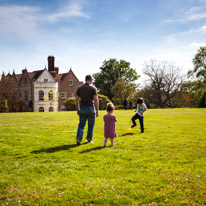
[48,56,55,71]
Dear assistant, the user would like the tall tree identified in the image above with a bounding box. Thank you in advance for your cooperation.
[111,77,135,105]
[192,47,206,79]
[0,74,17,112]
[187,47,206,107]
[143,59,183,108]
[93,59,139,100]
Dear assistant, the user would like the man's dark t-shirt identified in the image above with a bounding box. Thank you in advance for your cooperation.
[76,83,97,108]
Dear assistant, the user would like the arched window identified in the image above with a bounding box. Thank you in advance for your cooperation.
[49,107,54,112]
[39,107,44,112]
[48,90,54,101]
[39,90,44,101]
[24,91,28,102]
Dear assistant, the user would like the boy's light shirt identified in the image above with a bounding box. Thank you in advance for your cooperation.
[136,103,147,116]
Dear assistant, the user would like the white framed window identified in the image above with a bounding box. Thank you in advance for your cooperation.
[69,93,74,97]
[44,79,48,83]
[48,90,54,100]
[61,92,67,99]
[49,107,54,112]
[68,79,73,87]
[39,90,44,101]
[39,107,44,112]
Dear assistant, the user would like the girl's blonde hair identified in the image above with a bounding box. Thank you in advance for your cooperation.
[106,102,115,112]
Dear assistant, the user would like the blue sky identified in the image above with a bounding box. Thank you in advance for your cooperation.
[0,0,206,82]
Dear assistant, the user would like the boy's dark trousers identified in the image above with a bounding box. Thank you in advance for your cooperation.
[132,113,144,133]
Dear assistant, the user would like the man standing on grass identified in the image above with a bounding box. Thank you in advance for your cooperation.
[75,75,99,145]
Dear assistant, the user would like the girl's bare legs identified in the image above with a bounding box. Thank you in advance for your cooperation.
[104,138,108,147]
[111,138,114,146]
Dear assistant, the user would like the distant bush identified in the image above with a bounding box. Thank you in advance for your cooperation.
[64,95,111,111]
[64,97,76,111]
[98,94,111,110]
[114,105,124,110]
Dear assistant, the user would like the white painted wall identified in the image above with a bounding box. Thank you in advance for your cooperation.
[33,69,59,112]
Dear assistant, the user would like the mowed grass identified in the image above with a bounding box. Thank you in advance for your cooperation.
[0,109,206,206]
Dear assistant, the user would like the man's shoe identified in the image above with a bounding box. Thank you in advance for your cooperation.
[131,124,136,128]
[77,140,81,145]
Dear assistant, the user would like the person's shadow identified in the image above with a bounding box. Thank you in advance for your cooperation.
[31,144,78,154]
[80,146,104,153]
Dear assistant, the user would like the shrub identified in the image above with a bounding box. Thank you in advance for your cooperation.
[114,105,124,110]
[98,94,111,110]
[64,95,111,111]
[64,97,76,111]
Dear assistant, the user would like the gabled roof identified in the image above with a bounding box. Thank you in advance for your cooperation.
[15,74,22,81]
[57,69,82,82]
[28,70,44,80]
[13,69,44,82]
[35,68,56,82]
[56,73,67,81]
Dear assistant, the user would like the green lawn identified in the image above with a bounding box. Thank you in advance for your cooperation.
[0,109,206,205]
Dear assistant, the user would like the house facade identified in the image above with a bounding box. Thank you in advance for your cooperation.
[0,56,83,112]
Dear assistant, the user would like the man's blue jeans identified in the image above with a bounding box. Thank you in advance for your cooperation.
[76,106,96,142]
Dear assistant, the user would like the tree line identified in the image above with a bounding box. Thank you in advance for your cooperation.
[1,46,206,112]
[93,46,206,108]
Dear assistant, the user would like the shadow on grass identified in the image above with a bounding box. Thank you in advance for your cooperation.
[31,144,78,154]
[120,133,136,137]
[80,146,104,153]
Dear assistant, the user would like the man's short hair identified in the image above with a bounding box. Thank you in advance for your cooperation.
[85,75,93,82]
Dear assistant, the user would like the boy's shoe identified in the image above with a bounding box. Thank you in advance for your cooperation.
[77,140,81,145]
[131,124,136,128]
[104,145,106,147]
[141,131,144,133]
[88,140,94,143]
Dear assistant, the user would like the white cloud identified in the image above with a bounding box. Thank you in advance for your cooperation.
[0,5,41,35]
[184,6,206,21]
[201,25,206,32]
[48,2,90,21]
[189,42,206,48]
[165,25,206,42]
[0,2,90,37]
[163,5,206,24]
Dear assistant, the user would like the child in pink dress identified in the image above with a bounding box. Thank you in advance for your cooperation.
[103,102,117,147]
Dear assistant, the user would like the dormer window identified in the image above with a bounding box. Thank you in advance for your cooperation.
[68,79,73,87]
[44,79,48,83]
[24,78,27,84]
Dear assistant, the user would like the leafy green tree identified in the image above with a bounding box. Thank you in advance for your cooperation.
[186,47,206,107]
[192,47,206,79]
[111,77,135,106]
[181,80,206,107]
[93,59,140,100]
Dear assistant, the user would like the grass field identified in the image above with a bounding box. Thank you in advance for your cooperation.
[0,109,206,205]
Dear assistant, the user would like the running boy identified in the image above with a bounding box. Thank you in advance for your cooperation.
[131,98,147,133]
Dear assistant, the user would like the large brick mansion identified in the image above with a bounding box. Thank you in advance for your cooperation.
[0,56,83,112]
